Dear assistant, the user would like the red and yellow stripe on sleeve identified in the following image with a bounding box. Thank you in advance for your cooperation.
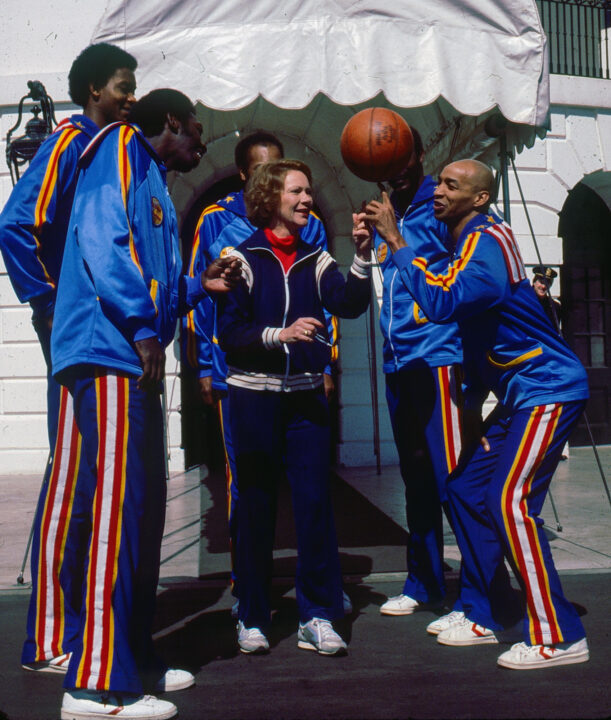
[412,232,481,291]
[330,316,339,362]
[184,204,225,369]
[184,214,205,369]
[117,126,142,276]
[33,126,82,288]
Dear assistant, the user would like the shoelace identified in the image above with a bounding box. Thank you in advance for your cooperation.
[311,619,336,642]
[438,611,463,625]
[243,627,264,639]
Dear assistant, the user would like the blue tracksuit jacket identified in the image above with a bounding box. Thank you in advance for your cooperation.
[52,122,207,379]
[391,212,589,410]
[0,115,99,319]
[184,189,336,389]
[376,176,462,371]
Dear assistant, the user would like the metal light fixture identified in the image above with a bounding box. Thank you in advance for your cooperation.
[6,80,56,186]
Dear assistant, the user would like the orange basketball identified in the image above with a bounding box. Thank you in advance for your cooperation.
[340,108,414,182]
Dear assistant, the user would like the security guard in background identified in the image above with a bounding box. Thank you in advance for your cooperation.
[532,265,562,330]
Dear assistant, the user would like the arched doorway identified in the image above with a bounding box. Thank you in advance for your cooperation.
[558,171,611,445]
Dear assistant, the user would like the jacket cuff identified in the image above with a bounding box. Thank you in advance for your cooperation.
[29,293,55,320]
[350,254,373,279]
[262,327,283,349]
[132,326,158,343]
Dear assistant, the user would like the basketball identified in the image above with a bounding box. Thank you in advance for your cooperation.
[340,108,414,182]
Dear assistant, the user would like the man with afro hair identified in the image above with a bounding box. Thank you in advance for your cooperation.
[0,42,137,678]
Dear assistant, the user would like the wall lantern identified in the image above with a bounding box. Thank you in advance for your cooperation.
[6,81,56,186]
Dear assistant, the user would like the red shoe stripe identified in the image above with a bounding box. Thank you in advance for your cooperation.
[539,646,556,659]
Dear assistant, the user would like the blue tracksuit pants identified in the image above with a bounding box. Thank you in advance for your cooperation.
[22,318,84,664]
[218,392,239,592]
[61,370,167,693]
[385,364,462,603]
[446,400,587,645]
[228,385,344,630]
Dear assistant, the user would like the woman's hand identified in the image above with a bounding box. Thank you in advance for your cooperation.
[278,317,324,344]
[352,211,372,260]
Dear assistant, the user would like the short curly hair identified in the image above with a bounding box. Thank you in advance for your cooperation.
[68,43,137,108]
[245,159,313,229]
[128,89,195,137]
[234,131,284,173]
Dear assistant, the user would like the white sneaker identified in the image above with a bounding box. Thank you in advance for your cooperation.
[379,594,420,616]
[497,638,589,670]
[237,620,269,654]
[342,591,353,615]
[60,690,176,719]
[23,651,71,674]
[297,618,347,656]
[426,611,465,636]
[154,668,195,692]
[437,616,498,646]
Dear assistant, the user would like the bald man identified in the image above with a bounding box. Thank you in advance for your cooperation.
[362,159,590,670]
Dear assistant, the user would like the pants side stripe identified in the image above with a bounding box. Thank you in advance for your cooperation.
[35,386,80,659]
[77,376,126,688]
[218,401,234,523]
[101,376,129,688]
[51,406,82,656]
[501,404,563,645]
[437,366,461,474]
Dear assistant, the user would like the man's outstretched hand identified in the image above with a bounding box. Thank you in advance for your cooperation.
[201,256,242,294]
[358,192,406,253]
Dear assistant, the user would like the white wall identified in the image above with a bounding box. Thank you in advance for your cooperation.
[1,9,610,473]
[0,1,103,107]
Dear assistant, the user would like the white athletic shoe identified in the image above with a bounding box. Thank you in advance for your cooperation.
[497,638,589,670]
[379,594,420,616]
[154,668,195,692]
[237,620,269,654]
[426,610,465,636]
[437,616,498,646]
[297,618,347,656]
[60,690,177,719]
[23,651,71,674]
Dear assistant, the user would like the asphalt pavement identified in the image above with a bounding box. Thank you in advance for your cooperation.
[0,447,609,719]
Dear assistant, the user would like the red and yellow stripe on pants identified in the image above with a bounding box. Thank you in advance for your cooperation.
[437,365,462,477]
[501,403,563,646]
[76,374,129,690]
[34,385,81,660]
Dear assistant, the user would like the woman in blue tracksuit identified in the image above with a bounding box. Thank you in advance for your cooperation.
[217,159,371,656]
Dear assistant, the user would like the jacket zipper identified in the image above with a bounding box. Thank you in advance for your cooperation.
[256,246,321,391]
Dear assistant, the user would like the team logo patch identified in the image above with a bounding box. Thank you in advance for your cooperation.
[152,197,163,226]
[377,242,388,263]
[220,246,235,258]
